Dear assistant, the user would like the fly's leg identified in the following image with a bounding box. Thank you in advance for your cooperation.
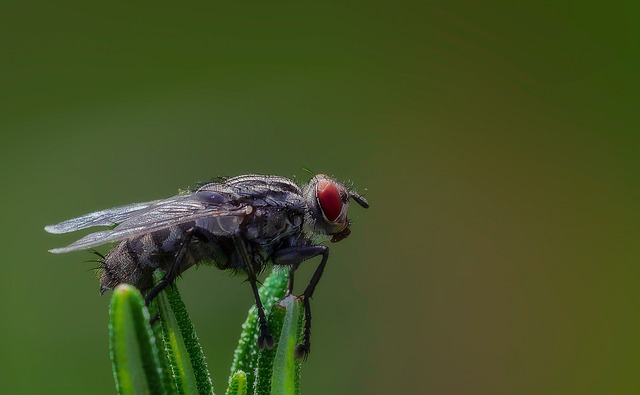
[145,226,213,305]
[287,263,300,295]
[273,245,329,360]
[232,234,275,350]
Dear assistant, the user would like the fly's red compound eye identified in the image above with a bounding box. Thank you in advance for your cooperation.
[317,179,343,222]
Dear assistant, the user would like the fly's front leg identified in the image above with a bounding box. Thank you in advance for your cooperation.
[273,245,329,360]
[145,226,213,305]
[232,234,275,350]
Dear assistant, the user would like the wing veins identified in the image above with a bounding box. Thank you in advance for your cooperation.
[49,192,248,253]
[44,200,163,234]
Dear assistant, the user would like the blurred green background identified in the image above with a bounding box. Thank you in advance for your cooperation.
[1,1,638,394]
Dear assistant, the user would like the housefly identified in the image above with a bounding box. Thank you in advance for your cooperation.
[45,173,369,359]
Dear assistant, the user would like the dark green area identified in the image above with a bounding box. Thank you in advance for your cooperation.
[1,1,638,394]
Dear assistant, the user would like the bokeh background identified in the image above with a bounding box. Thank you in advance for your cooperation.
[1,1,638,394]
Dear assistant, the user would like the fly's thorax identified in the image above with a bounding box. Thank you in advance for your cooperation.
[242,206,303,244]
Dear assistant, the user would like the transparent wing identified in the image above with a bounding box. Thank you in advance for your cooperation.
[44,199,164,234]
[49,191,249,254]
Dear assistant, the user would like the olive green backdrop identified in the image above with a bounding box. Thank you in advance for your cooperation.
[1,1,637,394]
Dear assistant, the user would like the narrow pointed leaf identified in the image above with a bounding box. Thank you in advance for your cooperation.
[153,271,215,395]
[255,295,303,395]
[149,299,179,394]
[270,295,302,395]
[225,370,248,395]
[229,269,289,392]
[109,284,167,395]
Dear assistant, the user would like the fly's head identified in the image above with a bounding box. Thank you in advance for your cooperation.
[304,174,369,243]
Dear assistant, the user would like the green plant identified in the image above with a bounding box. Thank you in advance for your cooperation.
[108,269,303,395]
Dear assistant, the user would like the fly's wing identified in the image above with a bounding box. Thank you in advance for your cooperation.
[44,200,164,234]
[49,191,249,254]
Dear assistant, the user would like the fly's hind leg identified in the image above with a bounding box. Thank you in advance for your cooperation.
[272,245,329,360]
[145,226,215,305]
[232,234,275,350]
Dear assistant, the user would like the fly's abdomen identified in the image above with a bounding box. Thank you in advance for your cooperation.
[100,239,150,293]
[99,224,233,293]
[99,229,174,293]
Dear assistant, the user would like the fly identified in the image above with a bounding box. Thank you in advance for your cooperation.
[45,173,369,359]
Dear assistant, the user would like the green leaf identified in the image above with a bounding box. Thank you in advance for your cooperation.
[153,271,215,395]
[255,295,303,395]
[148,301,179,394]
[109,284,167,395]
[226,370,248,395]
[229,269,289,392]
[269,296,303,395]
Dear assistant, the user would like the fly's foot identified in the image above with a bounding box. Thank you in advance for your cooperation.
[294,343,310,361]
[258,331,275,350]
